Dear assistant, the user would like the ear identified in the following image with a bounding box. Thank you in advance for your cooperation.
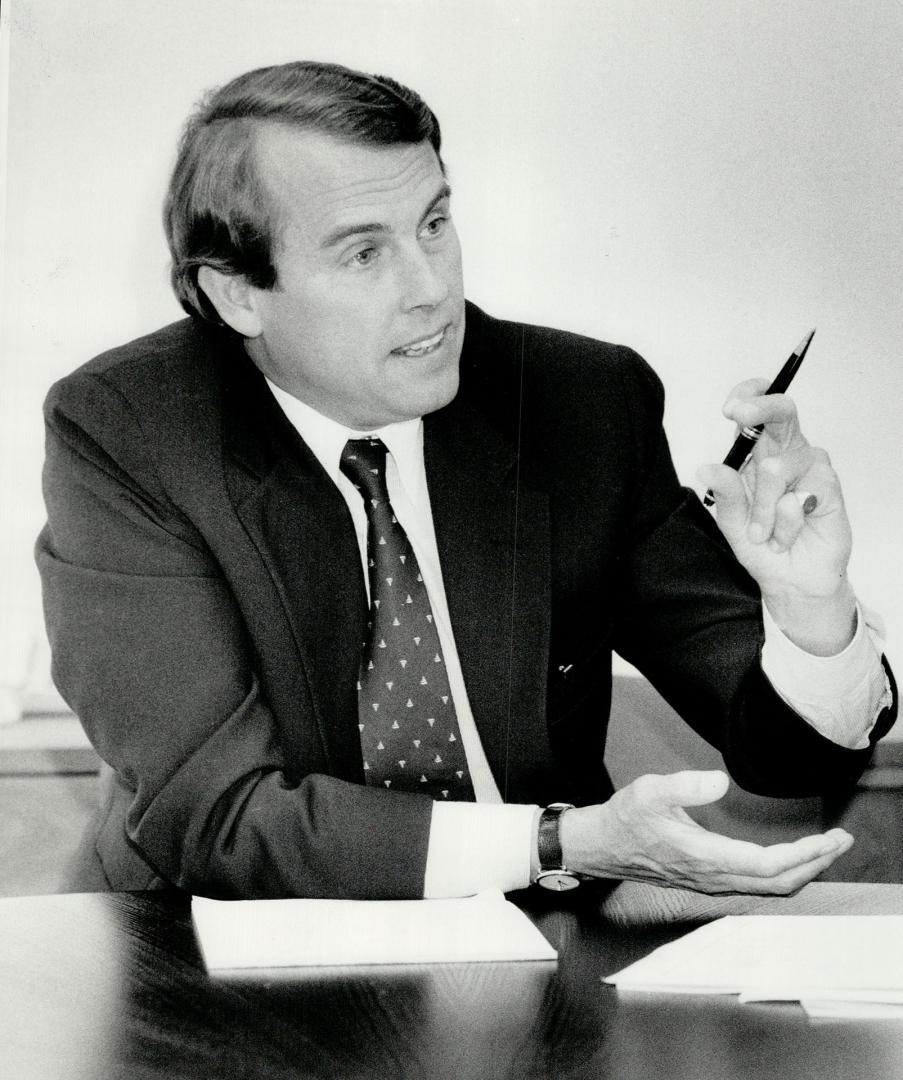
[197,266,264,338]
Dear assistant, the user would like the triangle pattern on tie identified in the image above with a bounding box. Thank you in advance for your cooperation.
[341,437,474,801]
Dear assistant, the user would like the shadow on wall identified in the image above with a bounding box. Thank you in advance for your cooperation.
[0,774,99,897]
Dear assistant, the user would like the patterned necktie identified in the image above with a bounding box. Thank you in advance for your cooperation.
[340,437,475,801]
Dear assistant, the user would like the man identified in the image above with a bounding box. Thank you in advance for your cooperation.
[37,61,895,900]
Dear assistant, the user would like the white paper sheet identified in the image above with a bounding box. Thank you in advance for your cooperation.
[191,888,557,971]
[604,915,903,1018]
[801,998,903,1020]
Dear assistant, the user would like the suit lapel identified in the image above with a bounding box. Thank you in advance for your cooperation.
[220,352,367,782]
[424,391,553,803]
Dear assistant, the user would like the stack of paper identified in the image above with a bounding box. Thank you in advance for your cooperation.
[192,888,557,971]
[604,915,903,1020]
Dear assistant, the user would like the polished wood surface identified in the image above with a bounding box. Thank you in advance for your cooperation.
[3,884,903,1079]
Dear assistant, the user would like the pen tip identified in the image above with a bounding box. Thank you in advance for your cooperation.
[796,328,815,355]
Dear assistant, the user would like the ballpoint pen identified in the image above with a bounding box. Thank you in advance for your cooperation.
[702,328,815,507]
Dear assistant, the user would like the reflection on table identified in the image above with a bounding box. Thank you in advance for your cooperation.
[2,882,903,1080]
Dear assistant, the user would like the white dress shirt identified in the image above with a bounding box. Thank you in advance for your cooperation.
[267,379,890,898]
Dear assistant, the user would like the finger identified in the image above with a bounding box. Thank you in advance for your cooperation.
[722,377,772,409]
[795,490,819,516]
[768,490,807,552]
[696,463,749,535]
[754,828,853,878]
[747,447,815,543]
[720,832,854,896]
[767,489,820,551]
[723,391,801,446]
[637,770,730,812]
[678,825,855,885]
[699,460,824,551]
[765,841,853,895]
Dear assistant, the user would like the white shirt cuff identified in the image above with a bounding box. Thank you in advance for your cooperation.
[423,801,539,898]
[760,599,891,750]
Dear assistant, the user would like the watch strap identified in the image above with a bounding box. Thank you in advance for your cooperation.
[536,802,574,873]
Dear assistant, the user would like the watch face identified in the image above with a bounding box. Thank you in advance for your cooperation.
[536,870,580,892]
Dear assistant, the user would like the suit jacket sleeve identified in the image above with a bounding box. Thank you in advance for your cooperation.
[37,368,434,899]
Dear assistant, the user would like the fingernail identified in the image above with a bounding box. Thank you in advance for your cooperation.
[802,495,818,515]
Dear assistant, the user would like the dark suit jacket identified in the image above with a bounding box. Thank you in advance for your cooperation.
[36,302,895,898]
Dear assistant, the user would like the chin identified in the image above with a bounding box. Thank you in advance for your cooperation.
[372,359,460,426]
[419,367,460,416]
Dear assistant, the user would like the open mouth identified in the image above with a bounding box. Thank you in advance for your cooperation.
[392,326,447,358]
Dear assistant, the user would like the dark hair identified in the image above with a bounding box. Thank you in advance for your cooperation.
[164,61,443,322]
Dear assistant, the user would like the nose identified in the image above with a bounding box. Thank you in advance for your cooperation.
[398,245,449,311]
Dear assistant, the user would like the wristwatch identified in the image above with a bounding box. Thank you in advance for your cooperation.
[533,802,580,891]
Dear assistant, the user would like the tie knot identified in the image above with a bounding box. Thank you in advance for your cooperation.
[340,438,389,499]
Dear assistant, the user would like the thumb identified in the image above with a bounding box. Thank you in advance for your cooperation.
[650,770,731,811]
[697,463,749,540]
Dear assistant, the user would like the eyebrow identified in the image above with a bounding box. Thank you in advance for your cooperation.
[320,183,452,249]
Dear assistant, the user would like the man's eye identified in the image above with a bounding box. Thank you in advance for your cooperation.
[422,215,447,238]
[349,247,379,267]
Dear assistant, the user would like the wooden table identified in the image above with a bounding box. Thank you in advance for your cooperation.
[3,883,903,1080]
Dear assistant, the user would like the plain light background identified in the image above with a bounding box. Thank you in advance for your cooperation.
[2,0,901,707]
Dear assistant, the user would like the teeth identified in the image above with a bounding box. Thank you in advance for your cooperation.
[396,329,444,356]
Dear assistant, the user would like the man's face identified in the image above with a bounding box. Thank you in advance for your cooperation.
[243,126,465,430]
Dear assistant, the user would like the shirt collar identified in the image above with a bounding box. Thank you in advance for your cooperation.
[265,378,425,503]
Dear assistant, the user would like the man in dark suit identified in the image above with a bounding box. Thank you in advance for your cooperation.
[37,61,895,900]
